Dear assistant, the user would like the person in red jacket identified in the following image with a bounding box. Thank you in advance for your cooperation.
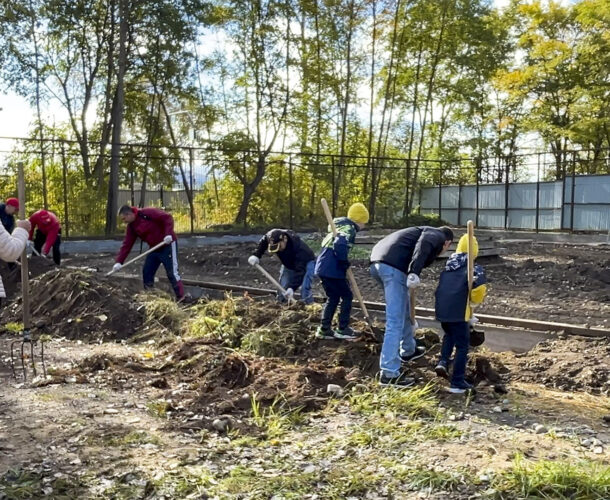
[112,205,184,300]
[29,209,62,265]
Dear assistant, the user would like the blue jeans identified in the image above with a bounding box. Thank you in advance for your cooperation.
[370,262,416,378]
[279,261,315,304]
[319,277,352,330]
[440,322,470,386]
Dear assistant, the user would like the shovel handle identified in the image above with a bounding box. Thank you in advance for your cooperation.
[320,198,374,330]
[106,240,167,276]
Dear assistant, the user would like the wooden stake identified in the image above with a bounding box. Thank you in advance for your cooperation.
[18,162,30,331]
[320,198,375,331]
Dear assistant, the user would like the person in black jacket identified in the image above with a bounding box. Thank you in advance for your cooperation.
[370,226,454,388]
[248,229,316,304]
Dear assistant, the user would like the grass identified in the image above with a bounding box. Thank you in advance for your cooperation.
[106,430,163,448]
[251,393,307,439]
[146,400,171,418]
[492,455,610,499]
[137,292,187,333]
[0,469,88,499]
[3,322,23,333]
[348,381,440,418]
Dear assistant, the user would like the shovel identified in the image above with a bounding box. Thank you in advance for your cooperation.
[106,240,167,276]
[253,262,296,305]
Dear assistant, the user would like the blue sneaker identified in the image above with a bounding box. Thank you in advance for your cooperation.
[449,381,474,394]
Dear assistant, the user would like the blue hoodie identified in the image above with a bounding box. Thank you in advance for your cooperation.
[314,217,359,279]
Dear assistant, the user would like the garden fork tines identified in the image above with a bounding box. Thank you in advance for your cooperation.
[10,329,46,381]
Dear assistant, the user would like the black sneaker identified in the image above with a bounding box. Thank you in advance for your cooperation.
[379,372,416,389]
[315,326,336,339]
[333,326,361,341]
[400,345,426,363]
[435,360,449,379]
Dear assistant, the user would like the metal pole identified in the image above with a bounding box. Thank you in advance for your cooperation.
[60,143,69,239]
[438,163,443,221]
[288,156,294,230]
[570,152,576,232]
[331,157,336,215]
[457,181,462,227]
[504,156,510,230]
[535,153,540,233]
[405,159,411,218]
[475,161,480,227]
[189,147,194,234]
[18,163,30,331]
[560,155,566,230]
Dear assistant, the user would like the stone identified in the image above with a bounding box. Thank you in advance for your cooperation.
[533,424,547,434]
[326,384,344,397]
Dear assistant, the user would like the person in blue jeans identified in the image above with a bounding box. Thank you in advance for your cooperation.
[248,229,316,304]
[314,203,369,340]
[435,234,488,394]
[370,226,454,388]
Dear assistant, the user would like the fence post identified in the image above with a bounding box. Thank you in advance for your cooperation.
[129,145,135,206]
[288,155,294,229]
[189,147,194,234]
[438,162,443,221]
[60,142,69,239]
[535,152,541,233]
[504,156,510,230]
[475,161,480,227]
[560,155,566,230]
[570,152,576,232]
[457,180,462,227]
[405,159,410,220]
[331,156,336,215]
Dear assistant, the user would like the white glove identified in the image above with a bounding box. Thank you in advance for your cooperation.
[26,240,31,248]
[248,255,260,266]
[468,315,480,327]
[411,320,420,331]
[284,288,294,300]
[407,273,420,288]
[163,235,173,245]
[112,263,122,272]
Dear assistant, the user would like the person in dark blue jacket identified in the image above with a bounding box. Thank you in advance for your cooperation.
[435,234,488,394]
[0,198,19,233]
[370,226,454,388]
[314,203,369,340]
[248,229,316,304]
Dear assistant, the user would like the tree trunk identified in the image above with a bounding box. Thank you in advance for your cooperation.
[234,155,267,225]
[105,0,128,235]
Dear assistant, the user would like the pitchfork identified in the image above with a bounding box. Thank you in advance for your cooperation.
[10,329,46,381]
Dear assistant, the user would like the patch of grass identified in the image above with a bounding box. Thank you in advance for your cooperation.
[3,322,23,333]
[137,292,187,332]
[0,469,88,499]
[217,465,316,498]
[251,393,307,439]
[154,470,212,498]
[188,295,243,346]
[146,400,171,418]
[107,430,162,448]
[392,464,470,492]
[348,382,439,418]
[492,455,610,499]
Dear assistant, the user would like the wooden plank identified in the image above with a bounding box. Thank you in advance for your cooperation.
[18,163,30,331]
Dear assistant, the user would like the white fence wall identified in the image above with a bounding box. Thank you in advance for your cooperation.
[420,174,610,231]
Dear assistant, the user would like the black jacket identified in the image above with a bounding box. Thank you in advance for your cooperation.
[0,204,15,233]
[254,229,316,289]
[369,226,448,276]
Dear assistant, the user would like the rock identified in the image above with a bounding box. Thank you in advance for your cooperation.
[326,384,344,397]
[602,415,610,423]
[593,446,604,454]
[104,408,119,415]
[533,424,547,434]
[492,406,503,413]
[212,416,233,433]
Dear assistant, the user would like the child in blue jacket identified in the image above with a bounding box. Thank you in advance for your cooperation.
[434,234,488,393]
[314,203,369,340]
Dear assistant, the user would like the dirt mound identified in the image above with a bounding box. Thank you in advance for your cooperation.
[0,269,144,341]
[486,337,610,394]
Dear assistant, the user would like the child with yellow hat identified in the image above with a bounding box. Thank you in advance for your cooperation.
[434,233,488,394]
[314,202,369,340]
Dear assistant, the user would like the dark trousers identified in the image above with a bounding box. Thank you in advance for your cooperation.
[34,229,61,265]
[320,277,353,331]
[440,321,470,386]
[142,241,184,299]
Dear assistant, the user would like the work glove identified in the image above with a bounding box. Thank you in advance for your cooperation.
[411,320,420,332]
[163,235,173,245]
[112,263,122,272]
[248,255,260,266]
[468,315,480,327]
[407,273,420,288]
[284,288,294,300]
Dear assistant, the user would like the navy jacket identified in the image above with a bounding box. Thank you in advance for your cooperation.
[253,229,316,289]
[314,217,359,279]
[435,253,487,322]
[370,226,448,276]
[0,204,15,233]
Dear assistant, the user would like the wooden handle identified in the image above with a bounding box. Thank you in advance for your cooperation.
[18,163,30,330]
[254,263,287,295]
[106,240,167,276]
[320,198,374,329]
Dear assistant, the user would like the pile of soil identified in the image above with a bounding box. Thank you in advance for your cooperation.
[0,269,144,341]
[486,336,610,394]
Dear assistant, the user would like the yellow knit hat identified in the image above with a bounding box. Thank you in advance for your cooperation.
[347,203,369,225]
[456,234,479,259]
